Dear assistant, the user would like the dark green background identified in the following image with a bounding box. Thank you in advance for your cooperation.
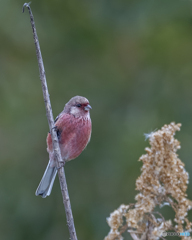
[1,0,192,239]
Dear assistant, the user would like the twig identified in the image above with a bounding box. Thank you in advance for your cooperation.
[23,3,78,240]
[119,224,128,235]
[129,232,140,240]
[159,237,166,240]
[152,212,165,222]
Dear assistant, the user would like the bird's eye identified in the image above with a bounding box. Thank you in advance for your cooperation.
[76,104,82,108]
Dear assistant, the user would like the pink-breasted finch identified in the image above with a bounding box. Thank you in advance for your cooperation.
[35,96,92,198]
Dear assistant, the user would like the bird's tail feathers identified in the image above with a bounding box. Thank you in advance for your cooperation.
[35,161,57,198]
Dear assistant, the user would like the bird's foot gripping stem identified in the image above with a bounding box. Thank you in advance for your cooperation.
[57,160,65,170]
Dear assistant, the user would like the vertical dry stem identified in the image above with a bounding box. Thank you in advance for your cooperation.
[23,3,78,240]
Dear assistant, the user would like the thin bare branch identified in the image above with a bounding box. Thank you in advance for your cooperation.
[23,3,78,240]
[129,232,140,240]
[152,212,165,222]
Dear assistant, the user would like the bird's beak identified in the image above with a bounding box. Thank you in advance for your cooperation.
[84,104,92,111]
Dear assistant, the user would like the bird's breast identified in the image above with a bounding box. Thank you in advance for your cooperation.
[47,115,92,161]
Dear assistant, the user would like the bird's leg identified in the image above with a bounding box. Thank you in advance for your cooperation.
[49,125,57,134]
[51,125,57,131]
[57,160,65,170]
[52,125,64,170]
[53,153,65,170]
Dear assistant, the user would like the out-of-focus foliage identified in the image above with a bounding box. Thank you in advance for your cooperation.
[0,0,192,239]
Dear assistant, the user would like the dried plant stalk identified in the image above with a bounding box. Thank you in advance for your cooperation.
[23,3,78,240]
[105,123,192,240]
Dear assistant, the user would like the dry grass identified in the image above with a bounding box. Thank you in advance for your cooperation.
[105,123,192,240]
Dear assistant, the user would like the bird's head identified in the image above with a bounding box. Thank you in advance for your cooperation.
[64,96,92,118]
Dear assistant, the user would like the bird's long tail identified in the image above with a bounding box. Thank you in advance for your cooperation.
[35,161,57,198]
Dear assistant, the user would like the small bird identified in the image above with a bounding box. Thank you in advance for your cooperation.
[35,96,92,198]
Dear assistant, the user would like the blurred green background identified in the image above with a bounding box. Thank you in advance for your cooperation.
[1,0,192,239]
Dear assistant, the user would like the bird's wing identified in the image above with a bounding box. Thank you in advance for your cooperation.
[54,113,62,123]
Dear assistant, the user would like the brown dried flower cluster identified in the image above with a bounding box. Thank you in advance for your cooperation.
[105,123,192,240]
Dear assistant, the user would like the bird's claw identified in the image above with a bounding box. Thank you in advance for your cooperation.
[52,126,57,130]
[57,161,65,170]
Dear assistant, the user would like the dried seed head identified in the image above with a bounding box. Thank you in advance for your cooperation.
[105,123,192,240]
